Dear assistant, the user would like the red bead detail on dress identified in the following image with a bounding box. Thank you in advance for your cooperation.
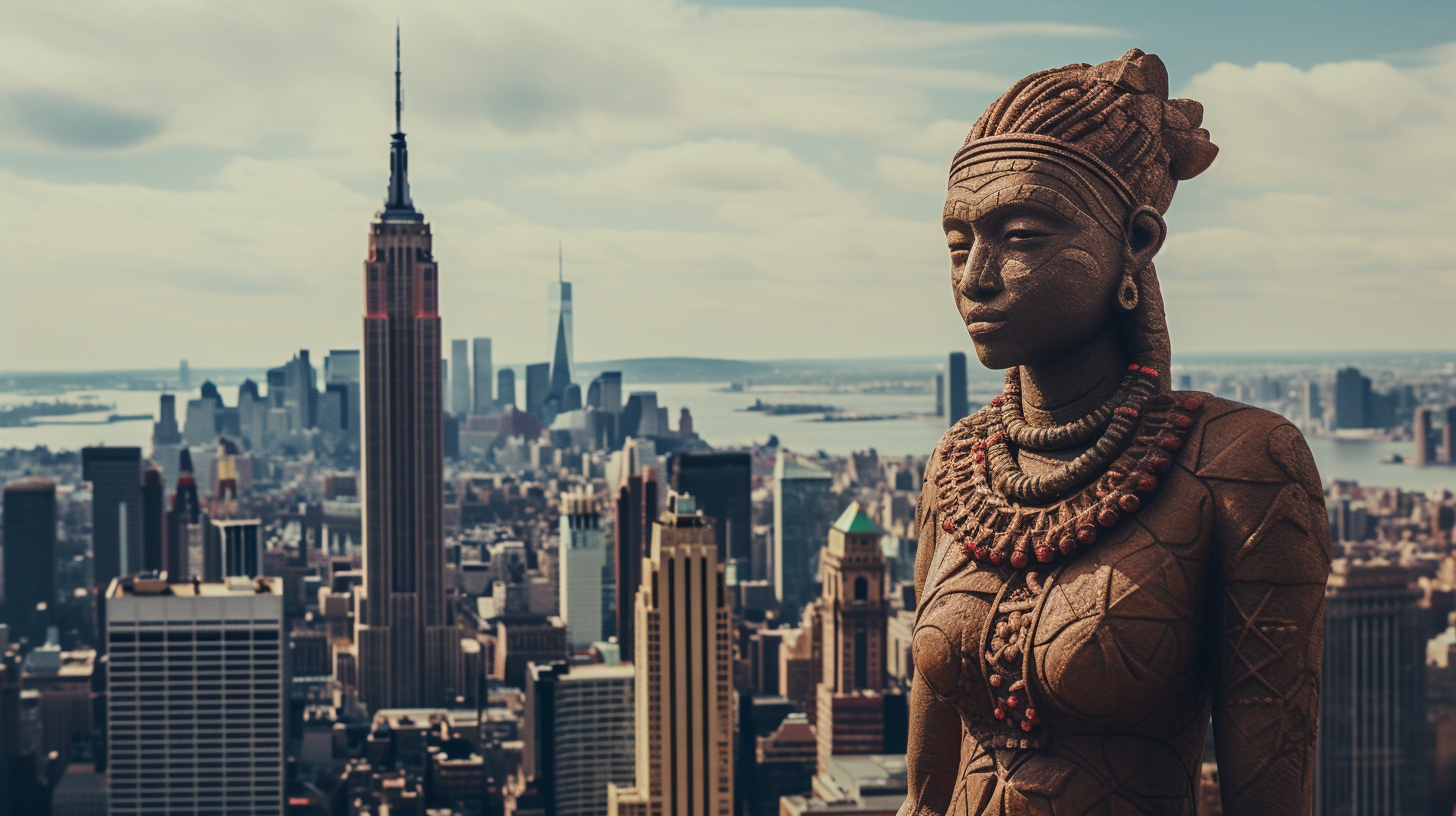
[974,450,986,464]
[1009,551,1028,569]
[1118,493,1140,513]
[1136,473,1158,492]
[1024,708,1036,720]
[943,518,955,533]
[1006,695,1019,708]
[988,550,1003,565]
[988,431,1005,445]
[972,545,988,560]
[1097,507,1120,527]
[993,708,1006,720]
[989,674,1002,687]
[1182,394,1205,411]
[1171,413,1193,429]
[1021,720,1034,732]
[1035,545,1054,562]
[1128,363,1141,371]
[1076,526,1097,545]
[1139,366,1159,377]
[1158,434,1182,451]
[1058,535,1078,555]
[991,395,1004,406]
[1150,453,1173,471]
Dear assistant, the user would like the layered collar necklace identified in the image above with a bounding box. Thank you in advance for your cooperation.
[934,363,1205,571]
[930,363,1204,749]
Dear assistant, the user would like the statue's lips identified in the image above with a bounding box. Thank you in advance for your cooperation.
[965,308,1009,336]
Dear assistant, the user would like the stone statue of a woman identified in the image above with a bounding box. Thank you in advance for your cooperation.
[902,50,1330,816]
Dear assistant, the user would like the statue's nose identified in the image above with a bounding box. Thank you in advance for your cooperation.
[959,245,1003,301]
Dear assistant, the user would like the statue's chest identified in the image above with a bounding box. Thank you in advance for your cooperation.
[912,472,1212,748]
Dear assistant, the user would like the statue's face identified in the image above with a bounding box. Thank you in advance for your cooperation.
[943,167,1126,371]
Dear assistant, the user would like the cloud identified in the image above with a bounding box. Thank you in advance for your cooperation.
[5,90,163,149]
[1157,45,1456,351]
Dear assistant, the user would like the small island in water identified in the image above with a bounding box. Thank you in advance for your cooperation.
[0,399,117,427]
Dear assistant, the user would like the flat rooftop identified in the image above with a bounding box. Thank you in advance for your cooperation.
[106,575,282,599]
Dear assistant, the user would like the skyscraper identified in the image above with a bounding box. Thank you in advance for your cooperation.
[152,394,183,485]
[614,465,658,660]
[526,661,636,816]
[1415,406,1435,466]
[607,494,733,816]
[815,502,889,773]
[82,446,143,588]
[946,351,968,426]
[472,337,493,414]
[1319,562,1428,816]
[672,452,751,565]
[525,362,551,421]
[451,338,471,418]
[106,576,285,815]
[559,490,607,650]
[1443,405,1456,464]
[498,368,517,411]
[774,451,835,624]
[325,349,362,439]
[1333,367,1371,430]
[549,244,574,385]
[2,478,57,645]
[356,31,461,710]
[141,465,164,572]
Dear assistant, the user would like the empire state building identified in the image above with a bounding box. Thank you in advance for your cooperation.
[356,32,460,710]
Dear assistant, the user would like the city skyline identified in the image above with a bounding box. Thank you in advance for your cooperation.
[3,2,1455,371]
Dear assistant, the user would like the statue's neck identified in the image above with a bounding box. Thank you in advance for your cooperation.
[1018,326,1128,427]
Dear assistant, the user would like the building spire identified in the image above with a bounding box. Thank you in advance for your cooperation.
[394,23,402,134]
[381,23,422,222]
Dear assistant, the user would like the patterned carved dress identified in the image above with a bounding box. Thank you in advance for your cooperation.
[906,394,1330,816]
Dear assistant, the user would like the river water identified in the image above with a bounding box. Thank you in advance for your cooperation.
[3,384,1453,493]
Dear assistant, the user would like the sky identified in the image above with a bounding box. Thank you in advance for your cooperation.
[2,0,1454,371]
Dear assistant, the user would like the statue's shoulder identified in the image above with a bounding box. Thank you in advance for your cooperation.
[1180,393,1320,494]
[1179,393,1331,577]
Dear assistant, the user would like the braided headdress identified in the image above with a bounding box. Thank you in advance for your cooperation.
[950,49,1218,384]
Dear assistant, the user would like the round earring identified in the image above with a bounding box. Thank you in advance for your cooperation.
[1117,271,1139,311]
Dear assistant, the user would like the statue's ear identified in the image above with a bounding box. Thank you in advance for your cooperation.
[1126,205,1166,267]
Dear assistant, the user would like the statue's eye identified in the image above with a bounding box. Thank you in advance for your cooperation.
[1005,229,1050,244]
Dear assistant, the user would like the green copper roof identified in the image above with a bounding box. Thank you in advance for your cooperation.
[833,501,882,534]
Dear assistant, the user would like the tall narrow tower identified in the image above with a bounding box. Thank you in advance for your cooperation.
[814,502,889,772]
[356,29,460,710]
[548,242,574,398]
[608,493,733,816]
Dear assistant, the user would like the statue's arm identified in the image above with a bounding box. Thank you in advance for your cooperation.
[1205,417,1331,816]
[899,453,961,816]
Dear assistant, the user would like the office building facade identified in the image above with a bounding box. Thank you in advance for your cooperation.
[559,491,607,650]
[2,478,57,645]
[1319,563,1428,816]
[82,446,143,588]
[608,494,733,816]
[773,452,834,624]
[526,662,636,816]
[451,338,471,418]
[472,337,493,414]
[672,452,751,565]
[105,576,285,815]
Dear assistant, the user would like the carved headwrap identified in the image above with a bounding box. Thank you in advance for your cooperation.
[949,49,1218,386]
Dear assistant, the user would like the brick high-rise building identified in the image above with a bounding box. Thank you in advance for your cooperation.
[355,30,461,710]
[814,502,889,774]
[608,494,733,816]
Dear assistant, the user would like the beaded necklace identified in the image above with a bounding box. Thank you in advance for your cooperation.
[931,365,1205,747]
